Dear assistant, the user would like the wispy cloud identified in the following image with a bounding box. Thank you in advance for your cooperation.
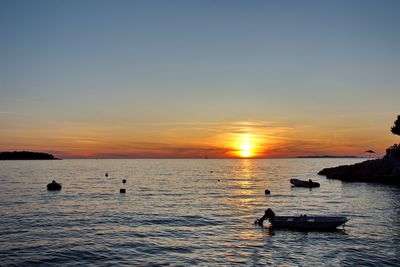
[2,118,386,158]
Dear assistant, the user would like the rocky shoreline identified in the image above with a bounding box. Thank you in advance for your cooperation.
[318,158,400,185]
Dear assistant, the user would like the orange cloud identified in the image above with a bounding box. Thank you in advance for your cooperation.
[0,118,396,158]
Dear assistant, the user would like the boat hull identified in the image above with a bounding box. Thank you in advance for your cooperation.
[270,216,348,230]
[290,178,320,188]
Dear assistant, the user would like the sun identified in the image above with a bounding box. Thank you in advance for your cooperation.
[224,132,265,158]
[239,142,252,157]
[237,136,254,158]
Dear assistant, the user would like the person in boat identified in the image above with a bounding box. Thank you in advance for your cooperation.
[309,179,313,183]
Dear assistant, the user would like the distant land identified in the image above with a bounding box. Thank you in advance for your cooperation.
[0,151,59,160]
[296,155,361,158]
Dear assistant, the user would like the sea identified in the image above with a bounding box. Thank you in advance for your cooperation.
[0,158,399,266]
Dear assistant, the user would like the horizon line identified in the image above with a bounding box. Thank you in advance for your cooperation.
[57,156,367,160]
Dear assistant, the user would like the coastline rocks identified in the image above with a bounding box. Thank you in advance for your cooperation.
[47,180,62,191]
[318,158,400,185]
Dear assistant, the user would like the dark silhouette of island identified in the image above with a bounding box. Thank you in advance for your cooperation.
[318,115,400,186]
[0,151,58,160]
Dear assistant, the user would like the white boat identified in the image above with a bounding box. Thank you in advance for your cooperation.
[255,209,348,230]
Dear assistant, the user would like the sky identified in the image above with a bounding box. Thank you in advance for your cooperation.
[0,0,399,158]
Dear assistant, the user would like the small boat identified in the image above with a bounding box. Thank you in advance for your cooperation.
[47,180,62,191]
[255,208,348,230]
[290,178,320,188]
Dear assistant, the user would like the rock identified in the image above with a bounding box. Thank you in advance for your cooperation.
[392,167,400,176]
[318,158,400,185]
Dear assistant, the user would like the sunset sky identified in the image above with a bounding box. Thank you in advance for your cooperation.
[1,0,399,158]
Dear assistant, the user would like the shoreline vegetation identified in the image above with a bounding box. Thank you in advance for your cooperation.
[0,151,59,160]
[319,158,400,185]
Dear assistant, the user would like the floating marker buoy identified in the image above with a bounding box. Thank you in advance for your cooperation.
[265,189,270,195]
[105,173,108,177]
[122,179,126,183]
[120,188,126,193]
[47,180,62,191]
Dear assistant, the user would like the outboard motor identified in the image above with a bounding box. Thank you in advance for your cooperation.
[255,208,275,226]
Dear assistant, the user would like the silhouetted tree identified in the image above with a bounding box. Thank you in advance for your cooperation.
[391,115,400,136]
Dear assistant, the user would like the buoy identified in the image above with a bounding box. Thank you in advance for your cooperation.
[210,171,213,173]
[47,180,62,191]
[122,179,126,183]
[105,172,108,177]
[265,189,270,195]
[120,188,126,193]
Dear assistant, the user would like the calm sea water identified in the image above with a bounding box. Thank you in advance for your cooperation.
[0,158,399,266]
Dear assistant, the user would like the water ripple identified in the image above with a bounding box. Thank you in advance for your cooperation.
[1,158,399,266]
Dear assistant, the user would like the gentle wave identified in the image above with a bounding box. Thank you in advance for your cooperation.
[1,158,399,266]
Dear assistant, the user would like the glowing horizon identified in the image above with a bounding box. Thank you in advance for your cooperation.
[0,119,397,159]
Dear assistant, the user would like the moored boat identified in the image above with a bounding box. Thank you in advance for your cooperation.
[255,208,348,230]
[290,178,320,188]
